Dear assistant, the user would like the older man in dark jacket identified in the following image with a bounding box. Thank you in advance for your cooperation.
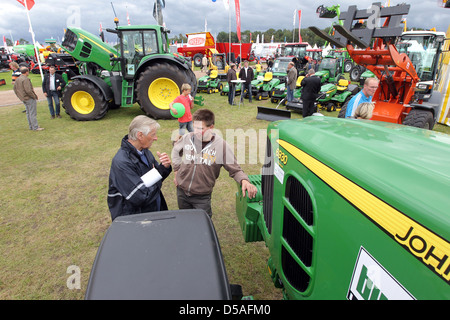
[42,65,66,118]
[238,60,254,103]
[108,115,172,221]
[226,63,237,105]
[300,68,321,117]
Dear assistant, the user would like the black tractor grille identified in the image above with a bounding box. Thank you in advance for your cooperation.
[62,29,78,52]
[281,175,314,292]
[281,246,310,292]
[261,137,274,234]
[285,176,314,226]
[282,207,313,267]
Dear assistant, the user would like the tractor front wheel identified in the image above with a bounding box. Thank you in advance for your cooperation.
[403,109,435,130]
[62,79,108,121]
[350,66,362,82]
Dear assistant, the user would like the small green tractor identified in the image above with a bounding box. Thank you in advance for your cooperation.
[197,69,223,94]
[315,56,344,84]
[316,78,359,112]
[253,57,291,101]
[61,24,197,120]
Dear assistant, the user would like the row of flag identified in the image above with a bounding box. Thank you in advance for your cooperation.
[213,1,302,44]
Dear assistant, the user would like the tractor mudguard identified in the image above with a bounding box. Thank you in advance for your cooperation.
[332,90,352,103]
[139,54,191,72]
[409,102,439,117]
[266,79,281,90]
[71,75,114,102]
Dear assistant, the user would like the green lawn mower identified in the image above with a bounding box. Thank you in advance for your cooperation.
[317,78,359,112]
[197,69,224,94]
[315,56,344,84]
[220,81,242,96]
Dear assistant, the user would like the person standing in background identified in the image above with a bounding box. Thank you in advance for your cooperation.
[42,65,66,119]
[13,67,44,131]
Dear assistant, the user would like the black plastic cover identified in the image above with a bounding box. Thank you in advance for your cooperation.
[85,209,232,300]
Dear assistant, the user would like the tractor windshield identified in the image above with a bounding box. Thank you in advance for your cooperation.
[284,45,307,59]
[122,30,159,77]
[397,33,442,82]
[271,59,291,73]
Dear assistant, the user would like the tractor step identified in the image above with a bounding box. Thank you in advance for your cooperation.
[121,79,134,107]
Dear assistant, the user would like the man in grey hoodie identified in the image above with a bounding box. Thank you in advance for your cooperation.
[171,109,257,216]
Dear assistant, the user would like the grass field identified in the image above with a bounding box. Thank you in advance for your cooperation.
[1,74,449,300]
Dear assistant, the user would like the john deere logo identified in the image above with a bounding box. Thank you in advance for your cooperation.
[347,247,415,300]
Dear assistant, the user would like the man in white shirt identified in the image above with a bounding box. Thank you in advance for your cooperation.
[42,65,66,119]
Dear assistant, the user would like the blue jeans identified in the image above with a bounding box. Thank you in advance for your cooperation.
[179,121,193,135]
[47,91,61,116]
[241,82,252,102]
[287,86,294,102]
[228,83,236,105]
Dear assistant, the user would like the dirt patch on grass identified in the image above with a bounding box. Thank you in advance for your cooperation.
[0,88,46,107]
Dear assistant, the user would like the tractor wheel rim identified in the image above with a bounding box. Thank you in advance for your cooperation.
[71,91,95,114]
[148,77,180,110]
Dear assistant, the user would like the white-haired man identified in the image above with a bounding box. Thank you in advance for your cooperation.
[108,115,172,221]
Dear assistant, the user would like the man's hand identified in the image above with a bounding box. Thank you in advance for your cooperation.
[241,179,257,199]
[157,151,172,168]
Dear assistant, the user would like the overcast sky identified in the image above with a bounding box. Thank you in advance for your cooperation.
[1,0,449,46]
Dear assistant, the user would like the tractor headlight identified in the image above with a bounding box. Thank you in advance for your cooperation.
[416,83,432,93]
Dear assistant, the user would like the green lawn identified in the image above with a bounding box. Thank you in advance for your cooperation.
[0,78,449,299]
[0,70,43,91]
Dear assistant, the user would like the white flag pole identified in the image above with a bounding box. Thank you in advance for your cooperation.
[24,1,43,81]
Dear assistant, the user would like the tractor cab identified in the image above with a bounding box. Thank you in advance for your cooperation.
[316,57,343,83]
[116,25,170,80]
[397,30,446,101]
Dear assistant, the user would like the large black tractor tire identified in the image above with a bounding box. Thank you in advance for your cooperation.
[350,65,362,82]
[344,60,353,73]
[338,98,351,118]
[193,53,203,68]
[62,79,108,121]
[403,109,435,130]
[136,62,197,119]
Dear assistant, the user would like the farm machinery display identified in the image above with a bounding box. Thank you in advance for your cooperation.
[61,22,197,120]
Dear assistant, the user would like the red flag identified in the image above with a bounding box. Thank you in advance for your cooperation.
[298,10,302,42]
[235,0,241,42]
[16,0,35,10]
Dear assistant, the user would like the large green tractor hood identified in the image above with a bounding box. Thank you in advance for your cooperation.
[62,27,119,71]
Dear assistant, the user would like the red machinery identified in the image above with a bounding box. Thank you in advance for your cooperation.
[311,2,443,129]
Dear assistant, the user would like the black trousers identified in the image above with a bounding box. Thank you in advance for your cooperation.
[302,99,316,118]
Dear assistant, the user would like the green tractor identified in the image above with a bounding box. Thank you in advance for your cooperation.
[61,24,197,120]
[220,81,242,96]
[197,69,223,94]
[270,83,286,104]
[315,56,344,84]
[235,116,450,300]
[317,78,359,112]
[254,57,291,101]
